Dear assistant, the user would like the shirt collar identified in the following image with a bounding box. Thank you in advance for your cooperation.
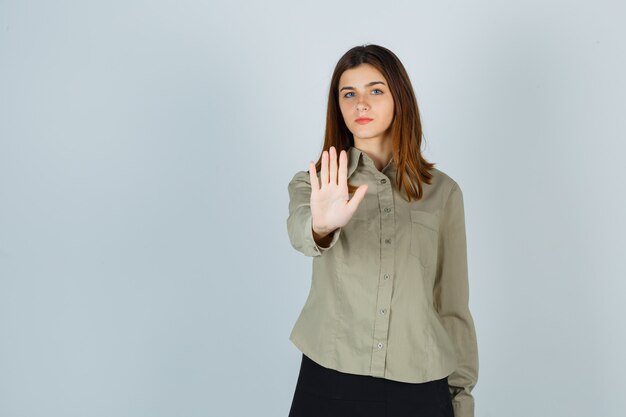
[347,146,361,179]
[347,146,396,179]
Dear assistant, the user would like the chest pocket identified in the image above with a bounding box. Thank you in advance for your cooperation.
[409,210,440,269]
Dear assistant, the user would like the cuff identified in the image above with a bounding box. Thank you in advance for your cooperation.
[304,215,341,256]
[450,389,475,417]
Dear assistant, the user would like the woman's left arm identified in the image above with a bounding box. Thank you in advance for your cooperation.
[434,182,479,417]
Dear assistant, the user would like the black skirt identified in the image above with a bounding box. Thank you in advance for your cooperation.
[288,354,454,417]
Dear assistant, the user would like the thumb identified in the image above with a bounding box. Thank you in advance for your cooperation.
[347,183,368,213]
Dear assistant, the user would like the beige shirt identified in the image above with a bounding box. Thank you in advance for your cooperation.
[286,145,479,417]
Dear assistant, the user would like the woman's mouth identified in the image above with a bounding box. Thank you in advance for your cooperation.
[355,118,373,125]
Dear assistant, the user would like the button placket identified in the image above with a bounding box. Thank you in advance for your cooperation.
[370,174,395,377]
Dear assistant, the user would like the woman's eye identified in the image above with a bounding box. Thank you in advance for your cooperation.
[343,89,382,98]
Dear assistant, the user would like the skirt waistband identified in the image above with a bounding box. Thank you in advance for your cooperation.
[298,353,449,402]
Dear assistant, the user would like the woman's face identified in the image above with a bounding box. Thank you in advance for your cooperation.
[338,63,395,144]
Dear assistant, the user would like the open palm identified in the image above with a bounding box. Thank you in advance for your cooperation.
[308,146,369,235]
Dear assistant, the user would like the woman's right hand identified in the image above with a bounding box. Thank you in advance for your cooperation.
[308,146,368,238]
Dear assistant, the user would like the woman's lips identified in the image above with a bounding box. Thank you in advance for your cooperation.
[355,118,373,125]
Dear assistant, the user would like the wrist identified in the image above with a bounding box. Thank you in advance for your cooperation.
[312,223,333,238]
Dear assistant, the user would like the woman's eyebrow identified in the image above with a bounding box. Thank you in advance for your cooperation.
[339,81,386,92]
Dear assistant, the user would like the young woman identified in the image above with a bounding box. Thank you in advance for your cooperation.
[286,44,479,417]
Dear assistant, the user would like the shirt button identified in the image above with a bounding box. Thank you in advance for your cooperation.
[380,178,387,184]
[384,207,391,213]
[384,274,389,280]
[377,342,384,349]
[385,238,391,244]
[380,308,387,315]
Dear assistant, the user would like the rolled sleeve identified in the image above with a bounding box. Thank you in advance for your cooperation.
[286,170,341,257]
[434,182,479,417]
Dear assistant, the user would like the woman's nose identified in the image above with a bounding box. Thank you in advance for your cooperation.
[357,100,369,111]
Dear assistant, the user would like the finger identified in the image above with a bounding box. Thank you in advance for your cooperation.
[347,183,368,212]
[338,149,347,188]
[308,161,320,196]
[320,149,328,188]
[329,146,337,185]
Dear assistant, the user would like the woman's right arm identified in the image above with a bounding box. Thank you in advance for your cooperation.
[286,147,368,257]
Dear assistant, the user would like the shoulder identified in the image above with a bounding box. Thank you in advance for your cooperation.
[289,169,311,186]
[289,167,325,186]
[428,167,462,205]
[287,170,316,197]
[429,166,458,187]
[430,168,460,194]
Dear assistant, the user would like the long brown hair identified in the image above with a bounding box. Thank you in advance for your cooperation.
[314,44,436,201]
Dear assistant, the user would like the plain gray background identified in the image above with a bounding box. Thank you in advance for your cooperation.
[1,1,625,416]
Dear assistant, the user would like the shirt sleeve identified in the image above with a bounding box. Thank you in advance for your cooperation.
[286,170,341,257]
[434,182,479,417]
